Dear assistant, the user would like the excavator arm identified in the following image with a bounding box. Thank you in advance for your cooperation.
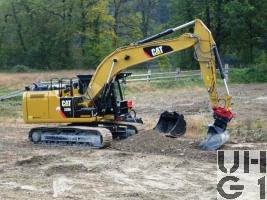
[87,19,231,110]
[87,33,196,100]
[86,19,234,150]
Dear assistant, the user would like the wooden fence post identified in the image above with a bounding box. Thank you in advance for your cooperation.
[175,68,180,80]
[147,69,151,82]
[225,63,229,82]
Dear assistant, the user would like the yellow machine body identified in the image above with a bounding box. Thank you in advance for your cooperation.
[23,91,100,123]
[23,19,233,150]
[23,19,231,125]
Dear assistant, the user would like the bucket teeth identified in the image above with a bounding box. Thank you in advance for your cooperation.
[154,111,186,137]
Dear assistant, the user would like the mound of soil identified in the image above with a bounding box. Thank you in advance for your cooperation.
[111,130,217,163]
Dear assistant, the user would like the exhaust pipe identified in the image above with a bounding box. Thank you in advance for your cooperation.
[154,111,186,137]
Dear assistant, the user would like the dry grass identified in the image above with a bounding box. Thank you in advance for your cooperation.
[0,98,22,118]
[185,114,211,139]
[0,70,90,89]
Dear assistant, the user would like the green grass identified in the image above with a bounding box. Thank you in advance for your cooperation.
[0,88,22,118]
[125,76,226,94]
[150,79,203,89]
[0,97,22,118]
[0,87,11,96]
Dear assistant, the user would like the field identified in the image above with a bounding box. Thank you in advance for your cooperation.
[0,71,267,199]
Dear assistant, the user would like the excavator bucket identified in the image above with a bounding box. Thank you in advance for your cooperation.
[199,125,230,150]
[199,107,234,150]
[154,111,186,137]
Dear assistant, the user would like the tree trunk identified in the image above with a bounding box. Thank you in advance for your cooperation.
[80,0,87,57]
[215,0,222,50]
[248,21,253,63]
[11,3,27,53]
[113,0,121,47]
[205,2,211,29]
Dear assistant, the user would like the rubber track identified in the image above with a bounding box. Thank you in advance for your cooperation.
[29,126,112,148]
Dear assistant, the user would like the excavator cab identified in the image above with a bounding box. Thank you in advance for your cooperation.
[94,72,143,124]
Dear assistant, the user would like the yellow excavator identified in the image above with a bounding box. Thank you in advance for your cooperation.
[23,19,234,150]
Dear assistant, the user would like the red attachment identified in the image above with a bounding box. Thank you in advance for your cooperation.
[212,106,234,120]
[127,100,134,109]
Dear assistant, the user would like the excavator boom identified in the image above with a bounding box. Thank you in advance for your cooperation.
[86,19,231,110]
[23,19,233,150]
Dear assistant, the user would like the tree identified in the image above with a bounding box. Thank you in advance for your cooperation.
[110,0,142,47]
[224,0,267,64]
[137,0,158,38]
[84,0,114,67]
[0,0,266,70]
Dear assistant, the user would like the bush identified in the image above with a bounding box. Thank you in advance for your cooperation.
[256,51,267,70]
[157,56,171,71]
[229,67,267,83]
[11,65,31,72]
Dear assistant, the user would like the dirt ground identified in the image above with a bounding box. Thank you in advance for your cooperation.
[0,79,267,199]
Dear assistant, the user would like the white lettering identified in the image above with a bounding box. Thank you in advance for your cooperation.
[62,100,71,107]
[151,48,156,56]
[151,46,163,56]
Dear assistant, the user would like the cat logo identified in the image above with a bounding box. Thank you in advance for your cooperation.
[143,45,173,58]
[151,46,163,56]
[61,100,71,107]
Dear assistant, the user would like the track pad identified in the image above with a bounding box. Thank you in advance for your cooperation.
[154,111,186,137]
